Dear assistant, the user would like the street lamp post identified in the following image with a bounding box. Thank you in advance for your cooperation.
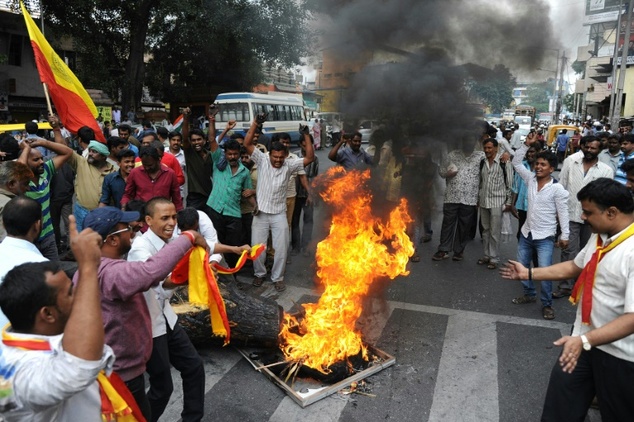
[538,66,559,122]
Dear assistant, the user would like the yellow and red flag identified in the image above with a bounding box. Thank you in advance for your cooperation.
[20,2,106,143]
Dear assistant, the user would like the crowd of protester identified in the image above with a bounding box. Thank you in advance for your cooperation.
[0,111,634,421]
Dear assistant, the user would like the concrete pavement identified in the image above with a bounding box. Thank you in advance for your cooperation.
[160,148,601,422]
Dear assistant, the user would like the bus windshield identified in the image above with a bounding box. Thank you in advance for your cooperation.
[216,103,251,122]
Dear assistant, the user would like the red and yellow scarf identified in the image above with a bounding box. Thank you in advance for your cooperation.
[570,223,634,325]
[171,244,265,345]
[1,330,145,421]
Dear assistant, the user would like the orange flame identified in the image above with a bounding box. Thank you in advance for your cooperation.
[279,167,414,373]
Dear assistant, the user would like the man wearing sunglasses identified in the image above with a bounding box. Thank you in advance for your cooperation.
[81,206,208,421]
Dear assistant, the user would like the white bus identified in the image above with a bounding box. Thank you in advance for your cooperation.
[213,92,307,143]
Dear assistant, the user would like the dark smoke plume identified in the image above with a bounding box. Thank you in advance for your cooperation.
[309,0,558,148]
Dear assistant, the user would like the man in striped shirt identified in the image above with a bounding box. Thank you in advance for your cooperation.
[477,138,514,269]
[243,114,314,292]
[22,115,73,260]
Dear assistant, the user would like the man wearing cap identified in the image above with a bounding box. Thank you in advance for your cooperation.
[50,124,117,230]
[81,206,208,421]
[20,115,73,260]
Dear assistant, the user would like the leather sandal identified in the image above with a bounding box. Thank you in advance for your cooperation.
[274,281,286,292]
[477,258,490,265]
[542,306,555,320]
[552,289,571,299]
[512,295,536,305]
[252,276,264,287]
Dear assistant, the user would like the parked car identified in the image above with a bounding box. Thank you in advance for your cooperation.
[357,120,377,143]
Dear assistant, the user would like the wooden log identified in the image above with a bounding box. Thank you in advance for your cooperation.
[171,274,282,347]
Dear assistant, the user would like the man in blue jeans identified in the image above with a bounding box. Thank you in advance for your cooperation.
[510,132,570,320]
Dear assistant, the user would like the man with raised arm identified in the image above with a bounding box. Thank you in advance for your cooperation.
[181,108,213,211]
[0,216,133,421]
[509,131,569,320]
[243,113,314,291]
[21,114,73,260]
[205,111,255,267]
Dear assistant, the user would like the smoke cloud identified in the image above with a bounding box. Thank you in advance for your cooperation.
[310,0,558,148]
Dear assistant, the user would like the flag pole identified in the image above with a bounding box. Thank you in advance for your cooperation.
[42,82,53,115]
[37,1,53,116]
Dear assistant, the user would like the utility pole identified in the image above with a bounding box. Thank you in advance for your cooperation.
[610,1,625,125]
[555,53,567,124]
[613,1,634,126]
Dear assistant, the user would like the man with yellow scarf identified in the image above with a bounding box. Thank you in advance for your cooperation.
[0,215,145,421]
[501,178,634,421]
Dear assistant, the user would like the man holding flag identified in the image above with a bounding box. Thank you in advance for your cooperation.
[21,2,105,143]
[500,178,634,421]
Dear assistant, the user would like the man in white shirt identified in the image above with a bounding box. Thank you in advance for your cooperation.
[501,178,634,421]
[0,214,124,421]
[166,131,187,200]
[0,197,48,327]
[510,133,569,320]
[554,136,614,298]
[127,197,205,422]
[127,198,248,422]
[243,115,314,292]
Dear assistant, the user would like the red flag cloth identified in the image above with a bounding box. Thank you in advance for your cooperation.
[20,2,106,143]
[569,223,634,325]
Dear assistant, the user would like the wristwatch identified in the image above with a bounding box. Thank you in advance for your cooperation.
[580,334,592,351]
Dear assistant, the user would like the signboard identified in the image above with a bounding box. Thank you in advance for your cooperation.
[586,0,621,15]
[590,0,605,11]
[96,106,112,122]
[615,17,634,66]
[615,56,634,66]
[583,10,620,25]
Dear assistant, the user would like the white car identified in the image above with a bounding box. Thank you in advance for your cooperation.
[357,120,377,143]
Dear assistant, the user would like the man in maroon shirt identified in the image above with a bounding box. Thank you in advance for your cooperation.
[79,206,207,421]
[137,134,185,186]
[121,146,183,210]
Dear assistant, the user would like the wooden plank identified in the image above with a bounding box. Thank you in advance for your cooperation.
[237,346,396,408]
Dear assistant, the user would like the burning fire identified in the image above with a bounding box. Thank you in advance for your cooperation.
[279,167,414,373]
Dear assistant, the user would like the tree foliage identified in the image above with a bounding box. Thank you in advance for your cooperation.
[524,80,554,114]
[563,93,574,113]
[24,0,311,111]
[469,64,515,114]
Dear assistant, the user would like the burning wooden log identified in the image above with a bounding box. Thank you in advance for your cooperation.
[171,274,282,347]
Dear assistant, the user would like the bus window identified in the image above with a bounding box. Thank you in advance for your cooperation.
[292,106,304,121]
[217,103,250,122]
[277,105,291,121]
[254,103,275,118]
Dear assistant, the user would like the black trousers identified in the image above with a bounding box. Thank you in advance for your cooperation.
[146,322,205,422]
[124,373,151,421]
[208,208,243,267]
[186,192,211,213]
[542,347,634,422]
[438,203,476,254]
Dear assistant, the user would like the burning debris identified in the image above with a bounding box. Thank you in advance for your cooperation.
[278,167,414,377]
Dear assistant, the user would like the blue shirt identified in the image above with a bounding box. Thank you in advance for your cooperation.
[615,151,634,185]
[335,146,373,170]
[512,160,531,211]
[555,134,569,152]
[100,170,127,209]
